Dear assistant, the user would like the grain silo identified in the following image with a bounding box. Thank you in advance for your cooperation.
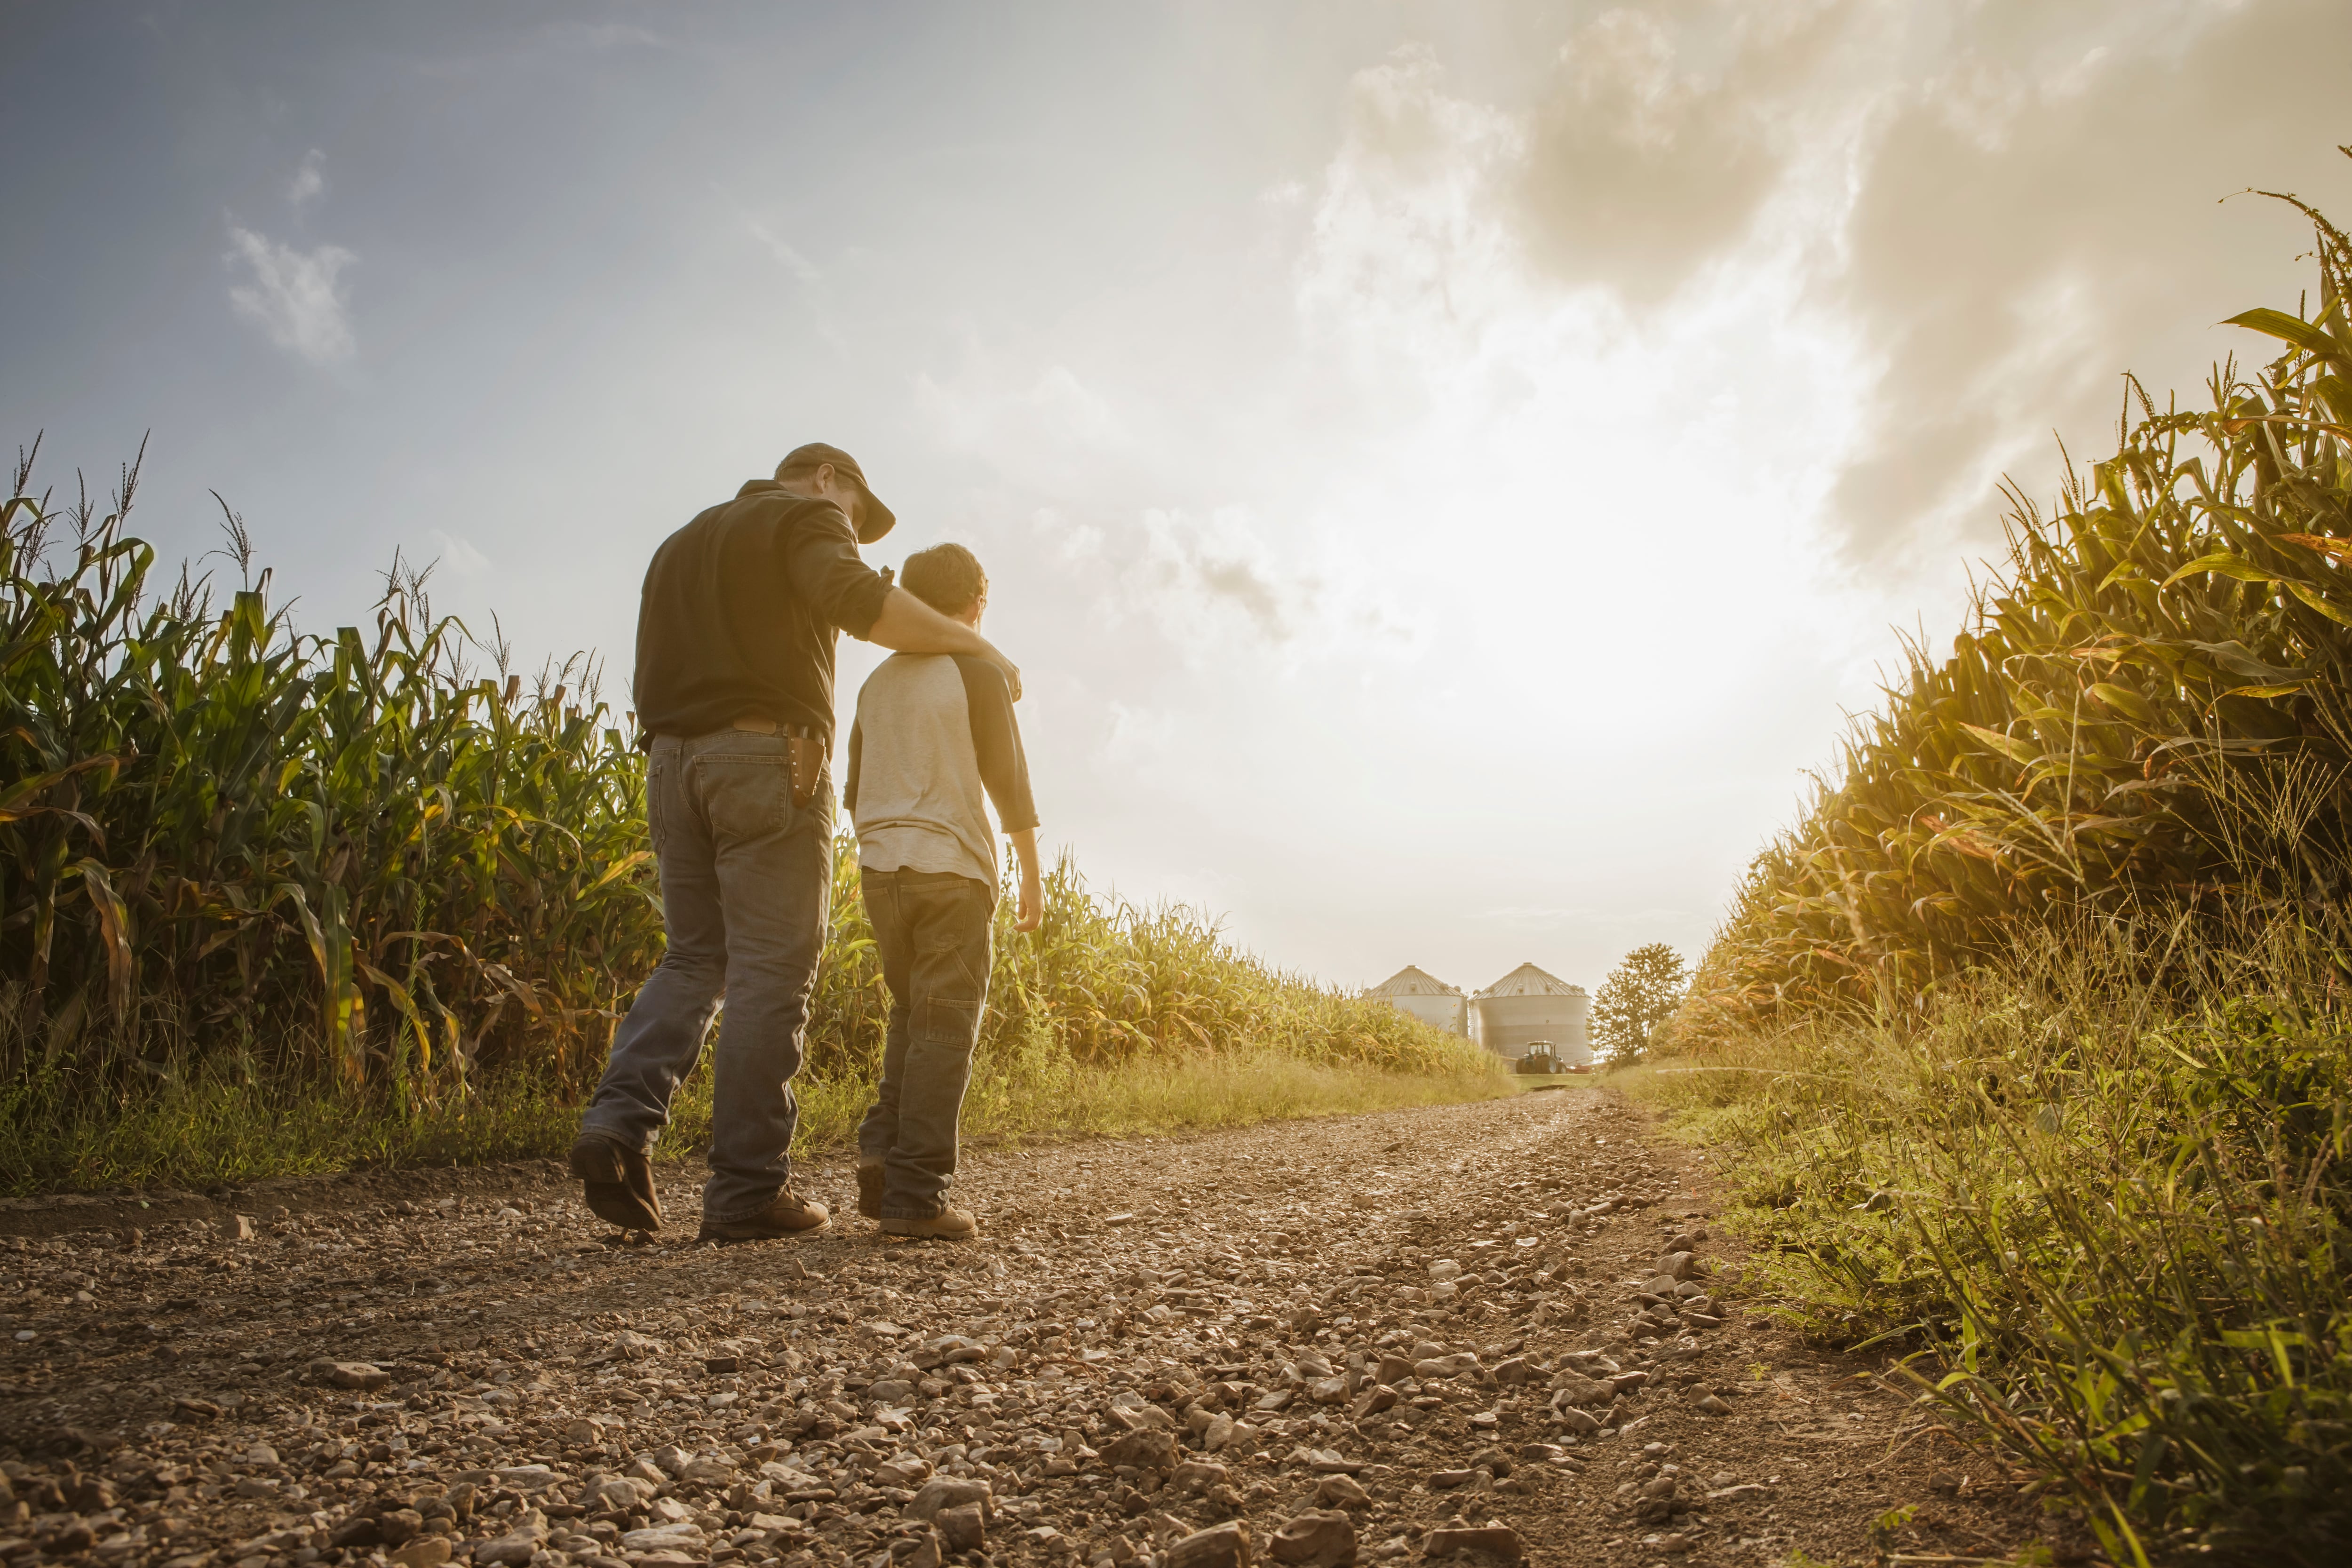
[1368,966,1467,1036]
[1470,963,1591,1063]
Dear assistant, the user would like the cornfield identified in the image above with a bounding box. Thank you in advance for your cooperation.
[1648,180,2352,1563]
[1687,190,2352,1032]
[0,446,1470,1178]
[1,441,659,1102]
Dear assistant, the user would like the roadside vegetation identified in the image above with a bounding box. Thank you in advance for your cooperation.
[1588,940,1687,1065]
[1634,183,2352,1566]
[0,446,1498,1194]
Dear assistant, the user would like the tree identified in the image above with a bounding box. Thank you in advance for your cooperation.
[1590,943,1689,1064]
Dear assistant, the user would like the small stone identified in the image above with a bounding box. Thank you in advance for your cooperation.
[867,1378,917,1405]
[389,1540,452,1568]
[1350,1386,1398,1420]
[585,1476,649,1512]
[1654,1251,1696,1281]
[875,1455,933,1488]
[1269,1510,1355,1568]
[1172,1461,1229,1494]
[1422,1526,1522,1561]
[231,1215,256,1242]
[1554,1408,1601,1436]
[1202,1413,1238,1451]
[1488,1358,1535,1386]
[474,1521,549,1566]
[1162,1520,1253,1568]
[378,1509,425,1546]
[620,1524,707,1553]
[1314,1474,1371,1510]
[1307,1376,1350,1406]
[1692,1394,1732,1416]
[1101,1429,1178,1472]
[1375,1354,1414,1385]
[328,1517,384,1549]
[1427,1260,1462,1282]
[906,1477,994,1522]
[309,1359,391,1390]
[704,1355,741,1374]
[1428,1471,1473,1490]
[937,1502,987,1552]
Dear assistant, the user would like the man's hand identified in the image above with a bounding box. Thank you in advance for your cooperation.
[1010,828,1043,932]
[867,587,1022,699]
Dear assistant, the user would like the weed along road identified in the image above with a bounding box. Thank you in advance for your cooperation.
[0,1090,2090,1568]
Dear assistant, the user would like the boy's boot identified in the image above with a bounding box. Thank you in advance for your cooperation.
[699,1190,830,1242]
[880,1206,978,1241]
[857,1162,886,1220]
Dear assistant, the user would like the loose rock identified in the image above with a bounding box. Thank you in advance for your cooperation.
[1270,1509,1356,1568]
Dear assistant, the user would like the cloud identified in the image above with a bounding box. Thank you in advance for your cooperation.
[287,149,326,206]
[226,224,357,364]
[744,217,819,282]
[1816,0,2352,565]
[1516,6,1830,303]
[1125,507,1318,646]
[429,528,493,577]
[1312,0,2352,569]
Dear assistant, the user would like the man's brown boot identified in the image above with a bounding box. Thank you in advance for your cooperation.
[880,1206,978,1241]
[569,1132,662,1231]
[857,1162,885,1220]
[698,1190,830,1243]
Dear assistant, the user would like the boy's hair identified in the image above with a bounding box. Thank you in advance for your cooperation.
[900,543,988,618]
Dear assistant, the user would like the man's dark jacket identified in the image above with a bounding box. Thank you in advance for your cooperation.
[633,481,895,744]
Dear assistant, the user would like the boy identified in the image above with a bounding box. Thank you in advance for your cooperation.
[843,542,1042,1239]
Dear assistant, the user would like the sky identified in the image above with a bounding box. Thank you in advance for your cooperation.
[4,1,2349,994]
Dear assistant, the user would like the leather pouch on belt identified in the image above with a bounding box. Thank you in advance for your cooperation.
[787,733,823,809]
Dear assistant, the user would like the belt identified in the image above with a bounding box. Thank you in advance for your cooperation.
[727,716,815,739]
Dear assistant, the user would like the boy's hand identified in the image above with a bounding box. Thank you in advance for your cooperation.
[1016,870,1043,932]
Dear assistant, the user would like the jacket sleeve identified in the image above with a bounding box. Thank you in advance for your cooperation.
[953,656,1039,834]
[783,500,895,638]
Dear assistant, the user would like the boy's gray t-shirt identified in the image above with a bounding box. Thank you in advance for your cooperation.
[845,653,1038,886]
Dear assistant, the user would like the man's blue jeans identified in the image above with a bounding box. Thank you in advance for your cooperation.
[856,868,994,1218]
[582,731,830,1222]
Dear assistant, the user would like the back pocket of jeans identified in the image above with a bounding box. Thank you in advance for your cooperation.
[697,753,793,842]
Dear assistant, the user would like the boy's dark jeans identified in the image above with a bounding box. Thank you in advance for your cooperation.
[581,731,831,1221]
[857,868,994,1218]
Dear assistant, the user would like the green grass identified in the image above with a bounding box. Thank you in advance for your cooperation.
[1635,911,2352,1567]
[1,1033,1510,1194]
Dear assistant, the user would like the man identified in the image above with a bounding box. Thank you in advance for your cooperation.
[571,444,1020,1242]
[843,542,1043,1240]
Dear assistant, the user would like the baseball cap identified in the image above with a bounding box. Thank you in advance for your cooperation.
[779,442,896,543]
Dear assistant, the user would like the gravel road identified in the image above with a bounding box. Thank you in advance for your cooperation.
[0,1086,2100,1568]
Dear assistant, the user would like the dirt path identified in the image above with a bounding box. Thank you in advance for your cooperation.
[0,1087,2098,1568]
